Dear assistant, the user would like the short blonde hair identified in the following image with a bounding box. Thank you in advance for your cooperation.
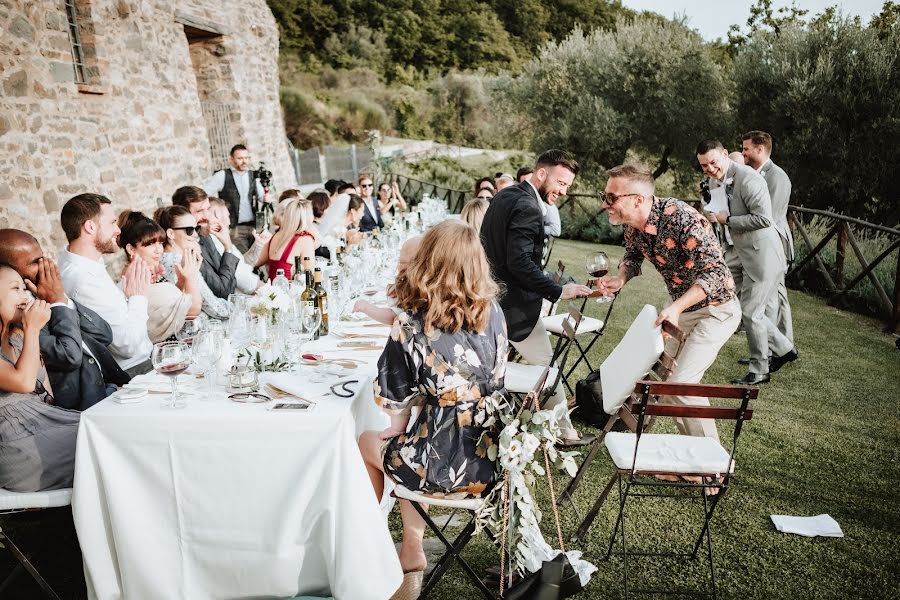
[460,198,489,231]
[391,220,497,335]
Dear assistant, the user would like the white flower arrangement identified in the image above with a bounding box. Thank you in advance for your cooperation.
[249,283,290,320]
[476,395,595,581]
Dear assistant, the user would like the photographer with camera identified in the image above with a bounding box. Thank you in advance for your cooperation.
[203,144,273,253]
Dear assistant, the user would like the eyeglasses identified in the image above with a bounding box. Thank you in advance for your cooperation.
[171,226,201,236]
[600,192,640,207]
[360,183,373,188]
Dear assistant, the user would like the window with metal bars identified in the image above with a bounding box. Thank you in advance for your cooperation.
[64,0,86,84]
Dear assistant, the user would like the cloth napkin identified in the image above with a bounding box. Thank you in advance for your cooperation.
[770,514,844,537]
[265,372,358,401]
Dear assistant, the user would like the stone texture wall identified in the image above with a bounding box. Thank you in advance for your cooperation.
[0,0,295,256]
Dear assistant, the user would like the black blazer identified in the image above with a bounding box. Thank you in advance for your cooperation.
[480,181,563,342]
[40,301,131,411]
[358,199,384,232]
[198,234,239,299]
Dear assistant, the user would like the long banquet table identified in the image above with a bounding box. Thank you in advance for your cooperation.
[72,322,402,600]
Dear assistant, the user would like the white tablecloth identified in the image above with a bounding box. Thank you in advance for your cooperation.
[73,324,400,600]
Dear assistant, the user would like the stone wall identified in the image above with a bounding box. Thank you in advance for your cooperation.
[0,0,296,257]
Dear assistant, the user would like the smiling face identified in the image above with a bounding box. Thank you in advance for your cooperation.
[166,214,199,253]
[358,178,373,200]
[535,165,576,205]
[0,266,30,327]
[741,139,768,169]
[129,239,164,269]
[697,148,730,181]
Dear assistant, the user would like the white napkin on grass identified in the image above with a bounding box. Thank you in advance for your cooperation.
[770,514,844,537]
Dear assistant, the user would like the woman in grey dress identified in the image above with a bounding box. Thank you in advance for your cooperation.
[358,220,510,598]
[0,263,80,492]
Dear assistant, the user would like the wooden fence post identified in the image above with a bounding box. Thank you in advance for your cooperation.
[893,250,900,333]
[835,222,847,289]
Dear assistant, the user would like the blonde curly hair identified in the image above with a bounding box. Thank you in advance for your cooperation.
[390,220,498,335]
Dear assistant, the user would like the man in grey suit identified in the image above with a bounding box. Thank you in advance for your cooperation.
[742,130,795,346]
[697,139,796,384]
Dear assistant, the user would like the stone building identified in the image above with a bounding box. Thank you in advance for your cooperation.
[0,0,296,254]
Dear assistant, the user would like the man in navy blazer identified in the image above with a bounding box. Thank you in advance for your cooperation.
[480,150,592,442]
[0,230,130,410]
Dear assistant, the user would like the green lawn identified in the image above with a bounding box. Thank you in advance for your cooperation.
[418,238,900,600]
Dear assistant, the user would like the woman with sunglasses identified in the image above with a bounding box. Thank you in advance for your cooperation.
[119,211,203,343]
[155,206,231,320]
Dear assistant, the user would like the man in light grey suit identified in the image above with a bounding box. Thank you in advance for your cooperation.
[697,139,795,384]
[742,130,795,345]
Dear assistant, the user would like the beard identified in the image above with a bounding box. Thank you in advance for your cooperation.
[94,234,118,254]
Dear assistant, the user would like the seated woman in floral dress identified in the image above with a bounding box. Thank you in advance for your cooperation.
[0,263,80,492]
[358,220,509,596]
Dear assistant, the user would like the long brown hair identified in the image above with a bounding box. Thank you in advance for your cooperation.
[391,220,497,335]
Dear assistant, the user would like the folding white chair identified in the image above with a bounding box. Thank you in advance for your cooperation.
[560,305,685,536]
[599,381,757,599]
[0,487,73,599]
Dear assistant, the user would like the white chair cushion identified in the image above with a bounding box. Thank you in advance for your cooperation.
[605,432,733,474]
[393,484,484,511]
[599,305,664,415]
[542,313,604,335]
[0,487,72,511]
[504,362,558,394]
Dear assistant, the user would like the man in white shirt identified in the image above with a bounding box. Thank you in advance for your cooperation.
[203,144,270,252]
[207,197,266,294]
[57,193,154,376]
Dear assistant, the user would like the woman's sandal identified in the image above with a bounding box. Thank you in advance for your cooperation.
[390,570,424,600]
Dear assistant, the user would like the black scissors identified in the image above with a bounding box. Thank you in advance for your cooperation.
[330,379,359,398]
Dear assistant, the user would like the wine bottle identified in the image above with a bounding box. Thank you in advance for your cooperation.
[301,258,319,340]
[314,268,328,336]
[292,256,304,283]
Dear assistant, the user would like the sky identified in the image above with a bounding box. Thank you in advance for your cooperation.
[619,0,887,41]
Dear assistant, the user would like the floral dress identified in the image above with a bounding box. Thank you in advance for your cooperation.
[376,303,509,498]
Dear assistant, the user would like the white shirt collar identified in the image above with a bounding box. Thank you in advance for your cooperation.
[525,179,542,203]
[59,248,107,272]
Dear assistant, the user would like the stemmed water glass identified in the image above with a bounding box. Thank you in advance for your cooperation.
[300,306,322,352]
[152,341,192,409]
[192,328,223,394]
[176,317,202,345]
[585,251,613,304]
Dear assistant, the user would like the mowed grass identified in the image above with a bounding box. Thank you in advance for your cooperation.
[418,238,900,600]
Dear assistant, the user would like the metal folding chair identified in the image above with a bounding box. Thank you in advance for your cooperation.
[597,380,757,599]
[504,308,583,411]
[561,306,685,530]
[388,370,556,600]
[540,235,555,271]
[0,487,73,600]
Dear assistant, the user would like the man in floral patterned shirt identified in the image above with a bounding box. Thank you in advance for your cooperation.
[595,165,741,441]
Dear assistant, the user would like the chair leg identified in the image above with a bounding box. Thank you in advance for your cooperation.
[571,473,618,544]
[0,532,61,600]
[413,504,493,600]
[560,436,601,504]
[619,477,631,600]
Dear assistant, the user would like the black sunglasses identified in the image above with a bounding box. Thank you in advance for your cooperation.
[360,183,374,188]
[171,226,201,236]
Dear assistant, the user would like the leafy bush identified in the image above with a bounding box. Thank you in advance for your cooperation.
[558,197,624,244]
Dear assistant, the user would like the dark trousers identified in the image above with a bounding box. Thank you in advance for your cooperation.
[231,223,255,254]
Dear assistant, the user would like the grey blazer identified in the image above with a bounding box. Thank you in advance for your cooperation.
[711,161,786,282]
[759,159,795,263]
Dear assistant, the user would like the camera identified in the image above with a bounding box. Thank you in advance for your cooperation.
[699,179,711,204]
[255,162,273,191]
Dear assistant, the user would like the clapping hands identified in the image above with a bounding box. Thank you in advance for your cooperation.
[122,255,153,298]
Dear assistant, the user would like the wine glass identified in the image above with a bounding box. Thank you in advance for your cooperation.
[152,341,192,409]
[585,251,613,304]
[300,306,321,351]
[192,329,223,394]
[176,317,202,345]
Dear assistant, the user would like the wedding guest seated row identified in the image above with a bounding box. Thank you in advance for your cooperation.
[117,211,203,342]
[0,263,79,492]
[0,230,129,411]
[358,220,509,599]
[58,193,154,377]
